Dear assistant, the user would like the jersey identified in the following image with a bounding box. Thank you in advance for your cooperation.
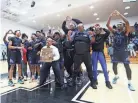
[10,37,22,51]
[113,31,128,52]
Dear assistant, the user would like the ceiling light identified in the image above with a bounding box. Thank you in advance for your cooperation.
[44,13,47,15]
[96,18,100,20]
[33,20,36,23]
[90,5,94,9]
[125,6,130,9]
[124,12,128,15]
[93,13,98,16]
[57,14,60,17]
[21,11,27,15]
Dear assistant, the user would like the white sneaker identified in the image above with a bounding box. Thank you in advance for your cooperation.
[29,77,35,83]
[24,76,27,81]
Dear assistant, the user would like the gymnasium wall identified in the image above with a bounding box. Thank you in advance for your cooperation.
[0,18,36,60]
[84,16,138,29]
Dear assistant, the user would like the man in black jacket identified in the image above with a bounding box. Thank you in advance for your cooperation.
[91,24,112,89]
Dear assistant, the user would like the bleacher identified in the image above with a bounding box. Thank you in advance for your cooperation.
[104,45,138,64]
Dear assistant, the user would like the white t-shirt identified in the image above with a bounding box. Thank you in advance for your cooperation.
[41,45,60,61]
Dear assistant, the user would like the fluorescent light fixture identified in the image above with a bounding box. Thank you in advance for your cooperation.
[21,11,27,15]
[93,13,98,16]
[125,6,130,9]
[44,13,47,15]
[90,5,94,9]
[124,12,128,15]
[33,20,36,23]
[96,18,100,20]
[57,14,60,17]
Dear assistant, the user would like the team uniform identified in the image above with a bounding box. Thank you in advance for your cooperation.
[28,39,39,65]
[112,31,129,63]
[112,31,135,91]
[9,37,22,65]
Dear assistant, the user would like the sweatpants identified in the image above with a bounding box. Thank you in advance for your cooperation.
[92,51,109,82]
[73,52,94,83]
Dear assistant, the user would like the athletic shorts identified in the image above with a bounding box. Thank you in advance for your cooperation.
[112,51,130,64]
[10,50,21,65]
[28,53,40,65]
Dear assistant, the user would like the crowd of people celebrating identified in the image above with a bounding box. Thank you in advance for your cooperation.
[3,10,137,91]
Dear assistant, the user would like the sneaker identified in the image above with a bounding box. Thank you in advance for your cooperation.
[8,80,15,87]
[112,76,119,84]
[94,80,98,85]
[91,83,97,89]
[18,79,24,84]
[106,81,113,89]
[29,76,35,83]
[76,77,82,86]
[24,76,27,81]
[128,84,135,91]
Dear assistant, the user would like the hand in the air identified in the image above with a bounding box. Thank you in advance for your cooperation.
[113,10,120,16]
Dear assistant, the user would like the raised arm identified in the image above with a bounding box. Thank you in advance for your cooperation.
[116,10,130,36]
[3,31,9,44]
[67,30,73,41]
[106,13,115,33]
[62,21,69,34]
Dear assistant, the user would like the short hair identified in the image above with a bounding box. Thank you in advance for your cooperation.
[14,30,20,35]
[53,32,60,38]
[36,31,41,34]
[78,23,84,27]
[47,37,53,41]
[22,33,28,39]
[32,33,36,36]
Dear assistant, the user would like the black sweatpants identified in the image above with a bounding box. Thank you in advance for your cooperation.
[63,50,74,77]
[39,61,64,86]
[113,63,132,80]
[73,52,94,83]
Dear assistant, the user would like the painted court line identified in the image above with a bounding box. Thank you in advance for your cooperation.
[0,88,19,96]
[72,81,90,103]
[0,80,54,96]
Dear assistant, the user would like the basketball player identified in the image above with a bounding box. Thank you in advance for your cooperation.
[3,30,17,79]
[28,34,37,82]
[106,10,135,91]
[91,24,112,89]
[8,30,24,86]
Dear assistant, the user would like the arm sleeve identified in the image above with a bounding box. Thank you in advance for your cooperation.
[62,21,69,34]
[72,19,82,24]
[103,28,110,40]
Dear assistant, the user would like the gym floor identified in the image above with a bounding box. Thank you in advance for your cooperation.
[0,61,138,103]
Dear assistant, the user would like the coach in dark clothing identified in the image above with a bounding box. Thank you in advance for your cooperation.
[68,23,97,89]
